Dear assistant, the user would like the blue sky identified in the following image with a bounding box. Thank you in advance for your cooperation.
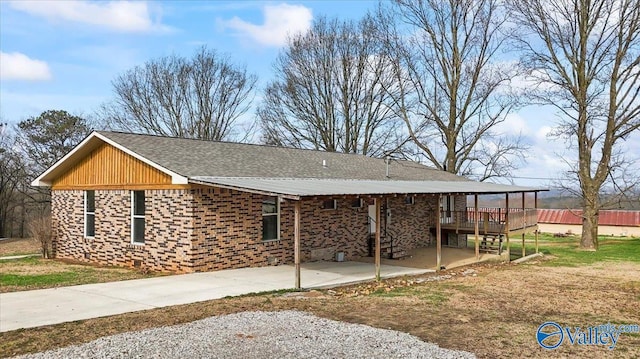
[1,1,637,188]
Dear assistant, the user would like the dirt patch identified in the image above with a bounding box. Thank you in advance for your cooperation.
[0,238,40,257]
[1,260,639,358]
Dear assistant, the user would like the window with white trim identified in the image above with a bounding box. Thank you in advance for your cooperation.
[443,195,454,215]
[322,199,337,210]
[404,196,415,205]
[84,190,95,238]
[131,190,145,244]
[441,195,455,224]
[262,197,279,241]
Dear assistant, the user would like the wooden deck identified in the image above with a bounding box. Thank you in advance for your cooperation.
[440,208,538,236]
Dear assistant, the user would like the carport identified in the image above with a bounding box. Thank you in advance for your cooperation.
[191,177,545,289]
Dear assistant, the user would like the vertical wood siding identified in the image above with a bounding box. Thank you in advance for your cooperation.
[52,143,173,188]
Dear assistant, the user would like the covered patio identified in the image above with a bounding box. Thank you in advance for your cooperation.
[192,177,545,289]
[356,246,505,270]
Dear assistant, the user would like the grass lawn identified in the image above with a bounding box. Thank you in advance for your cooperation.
[0,238,160,292]
[508,233,640,266]
[0,256,159,293]
[1,234,639,358]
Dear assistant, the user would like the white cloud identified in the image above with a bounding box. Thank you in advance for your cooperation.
[221,4,313,47]
[496,113,531,136]
[8,0,169,33]
[0,52,52,81]
[536,125,554,141]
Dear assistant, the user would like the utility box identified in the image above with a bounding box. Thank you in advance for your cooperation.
[335,251,345,262]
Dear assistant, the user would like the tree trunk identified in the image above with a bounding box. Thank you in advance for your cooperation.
[580,204,599,250]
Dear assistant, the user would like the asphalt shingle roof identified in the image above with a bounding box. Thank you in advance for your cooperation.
[98,131,470,182]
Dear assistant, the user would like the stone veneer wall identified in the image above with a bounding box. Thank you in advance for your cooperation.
[52,188,444,273]
[51,189,194,272]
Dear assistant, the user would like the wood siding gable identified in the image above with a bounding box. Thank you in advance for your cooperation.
[52,142,178,189]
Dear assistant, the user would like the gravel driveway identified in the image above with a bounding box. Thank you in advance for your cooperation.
[15,311,475,359]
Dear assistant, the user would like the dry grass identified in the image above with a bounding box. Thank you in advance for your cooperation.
[0,257,159,293]
[0,238,40,257]
[1,239,160,293]
[1,259,638,358]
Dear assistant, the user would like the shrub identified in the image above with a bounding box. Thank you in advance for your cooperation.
[28,216,53,259]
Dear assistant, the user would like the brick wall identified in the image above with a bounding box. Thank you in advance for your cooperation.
[295,197,371,261]
[51,189,194,272]
[384,195,437,251]
[190,187,294,271]
[52,188,445,273]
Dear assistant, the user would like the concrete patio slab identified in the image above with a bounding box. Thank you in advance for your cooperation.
[0,261,432,332]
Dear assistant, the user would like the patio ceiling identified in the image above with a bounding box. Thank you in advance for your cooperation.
[190,176,546,199]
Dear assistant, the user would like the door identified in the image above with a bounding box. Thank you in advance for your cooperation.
[442,195,455,224]
[368,205,377,233]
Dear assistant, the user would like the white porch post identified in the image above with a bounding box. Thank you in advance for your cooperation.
[436,195,442,271]
[375,197,381,281]
[294,201,301,289]
[474,194,479,260]
[535,192,539,254]
[522,192,526,258]
[505,194,510,262]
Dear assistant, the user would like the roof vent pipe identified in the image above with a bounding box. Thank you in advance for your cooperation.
[385,156,390,178]
[323,159,327,168]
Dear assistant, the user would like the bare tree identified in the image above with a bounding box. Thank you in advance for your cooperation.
[258,16,407,156]
[0,126,26,237]
[508,0,640,249]
[379,0,527,180]
[105,47,257,141]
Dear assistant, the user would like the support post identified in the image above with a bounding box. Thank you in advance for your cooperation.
[535,192,539,254]
[375,197,381,281]
[522,192,526,258]
[294,201,301,289]
[505,193,510,262]
[474,194,479,260]
[436,195,442,271]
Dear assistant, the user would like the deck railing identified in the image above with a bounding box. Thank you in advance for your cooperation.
[440,207,538,234]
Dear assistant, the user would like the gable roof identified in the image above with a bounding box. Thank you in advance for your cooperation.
[33,131,546,198]
[538,209,640,227]
[94,131,469,181]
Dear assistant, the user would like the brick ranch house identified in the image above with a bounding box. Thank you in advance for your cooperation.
[33,131,544,287]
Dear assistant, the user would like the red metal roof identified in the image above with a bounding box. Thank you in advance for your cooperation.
[537,209,640,227]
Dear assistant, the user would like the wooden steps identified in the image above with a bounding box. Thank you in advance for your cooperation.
[369,234,409,259]
[479,235,503,254]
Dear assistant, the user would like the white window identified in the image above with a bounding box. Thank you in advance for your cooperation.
[131,190,145,244]
[443,195,454,214]
[322,199,337,210]
[262,197,280,241]
[84,190,95,238]
[441,195,455,224]
[405,196,415,205]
